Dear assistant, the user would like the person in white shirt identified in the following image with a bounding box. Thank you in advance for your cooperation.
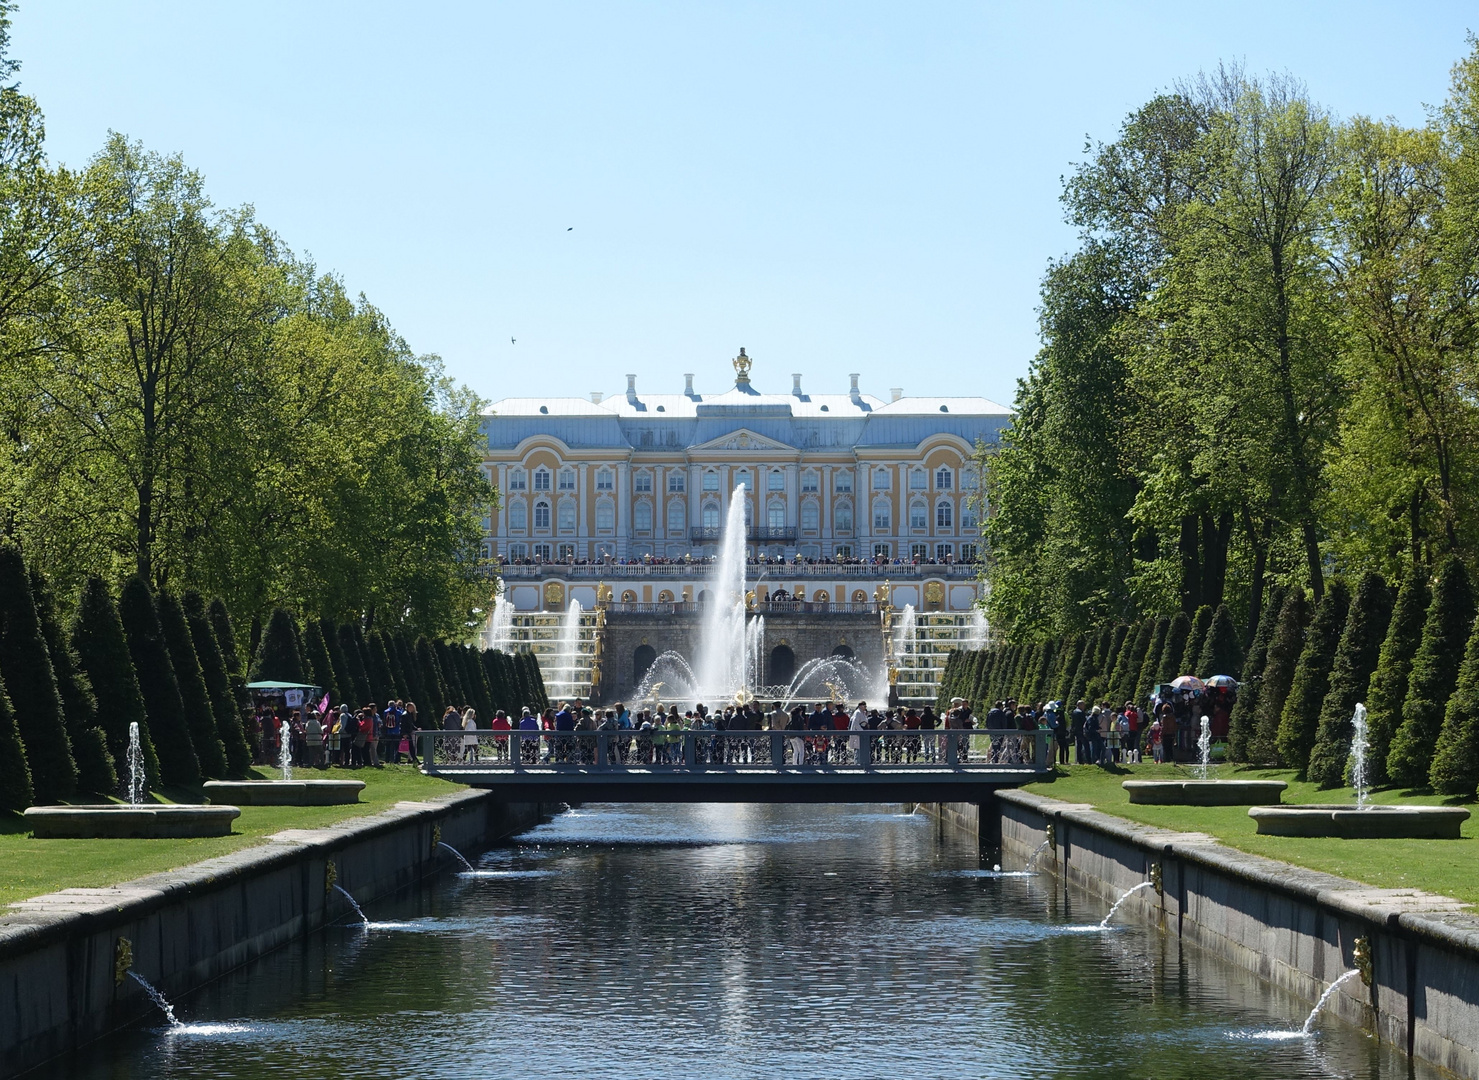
[461,708,480,763]
[849,701,868,763]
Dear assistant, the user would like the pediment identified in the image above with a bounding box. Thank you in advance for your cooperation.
[688,428,795,455]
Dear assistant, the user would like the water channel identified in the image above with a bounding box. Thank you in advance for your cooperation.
[52,804,1438,1079]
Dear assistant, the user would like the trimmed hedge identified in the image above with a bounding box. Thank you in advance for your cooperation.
[1275,578,1350,775]
[1248,587,1312,765]
[72,576,160,789]
[1429,613,1479,797]
[118,576,201,788]
[184,593,252,778]
[30,569,115,795]
[0,544,77,801]
[157,591,229,779]
[1306,571,1393,788]
[1227,584,1286,763]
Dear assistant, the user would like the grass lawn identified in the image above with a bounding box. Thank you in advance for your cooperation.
[1023,763,1479,907]
[0,765,463,906]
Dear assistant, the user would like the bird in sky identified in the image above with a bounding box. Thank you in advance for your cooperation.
[567,227,573,231]
[510,337,516,345]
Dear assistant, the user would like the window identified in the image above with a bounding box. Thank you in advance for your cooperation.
[873,542,891,559]
[768,499,785,531]
[769,470,785,491]
[936,500,953,529]
[834,471,853,493]
[836,545,853,559]
[910,500,928,531]
[960,543,979,562]
[834,502,853,533]
[508,467,527,491]
[962,470,980,491]
[558,468,576,491]
[507,542,528,560]
[735,470,750,491]
[872,469,891,490]
[800,470,819,493]
[634,471,653,493]
[595,500,614,532]
[667,501,685,533]
[703,470,719,491]
[557,501,576,531]
[634,501,653,532]
[557,543,576,560]
[935,466,953,490]
[801,501,819,531]
[533,501,551,530]
[508,501,527,531]
[909,468,927,490]
[533,468,551,491]
[911,543,929,560]
[873,499,892,531]
[668,472,685,493]
[703,503,720,529]
[595,468,614,491]
[936,543,953,561]
[960,502,979,530]
[480,541,493,560]
[533,543,552,560]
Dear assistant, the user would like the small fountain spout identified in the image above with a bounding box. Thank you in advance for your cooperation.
[1196,715,1212,780]
[1348,703,1370,811]
[1302,970,1362,1036]
[1026,837,1050,872]
[332,883,369,926]
[127,971,181,1028]
[1099,881,1155,929]
[126,721,146,806]
[279,718,293,782]
[438,841,474,872]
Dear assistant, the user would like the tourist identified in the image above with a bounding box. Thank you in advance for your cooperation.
[461,708,480,763]
[490,709,511,762]
[1047,702,1068,765]
[305,710,325,768]
[919,704,938,762]
[807,703,830,763]
[785,705,806,764]
[519,707,540,763]
[902,707,922,763]
[1085,706,1104,766]
[404,701,421,764]
[1071,701,1088,764]
[382,702,402,765]
[1149,714,1165,764]
[850,701,867,763]
[1123,701,1141,763]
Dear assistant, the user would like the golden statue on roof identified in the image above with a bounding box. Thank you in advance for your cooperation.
[732,347,752,383]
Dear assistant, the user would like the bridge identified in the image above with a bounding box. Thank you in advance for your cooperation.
[417,728,1048,803]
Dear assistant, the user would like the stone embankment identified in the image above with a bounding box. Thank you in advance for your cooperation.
[915,793,1479,1080]
[0,791,546,1078]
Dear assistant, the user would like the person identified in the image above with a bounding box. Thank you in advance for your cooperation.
[554,701,576,763]
[327,706,343,766]
[850,701,867,763]
[1085,705,1104,766]
[807,702,830,764]
[490,709,511,762]
[1149,714,1165,764]
[1047,702,1069,765]
[919,703,938,762]
[355,706,373,767]
[785,704,806,765]
[518,707,540,763]
[404,701,421,764]
[382,702,402,765]
[1123,701,1141,763]
[1158,702,1177,763]
[1071,700,1088,764]
[902,707,922,763]
[461,707,480,763]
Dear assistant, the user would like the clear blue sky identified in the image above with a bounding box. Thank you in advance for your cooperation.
[14,2,1476,407]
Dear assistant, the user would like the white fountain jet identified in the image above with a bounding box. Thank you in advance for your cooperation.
[692,485,754,706]
[1349,702,1370,811]
[486,593,515,652]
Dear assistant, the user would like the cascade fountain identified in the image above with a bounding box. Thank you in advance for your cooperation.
[692,486,751,703]
[545,599,586,702]
[1248,702,1470,837]
[486,594,516,652]
[965,606,988,649]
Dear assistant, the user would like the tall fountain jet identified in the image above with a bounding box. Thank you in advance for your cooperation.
[693,485,753,705]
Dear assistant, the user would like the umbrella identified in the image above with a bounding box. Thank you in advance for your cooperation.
[1205,675,1238,690]
[1170,675,1206,692]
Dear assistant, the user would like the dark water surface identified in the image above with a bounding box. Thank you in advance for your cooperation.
[54,804,1436,1079]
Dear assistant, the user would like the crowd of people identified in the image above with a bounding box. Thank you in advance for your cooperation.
[250,701,425,770]
[501,552,977,568]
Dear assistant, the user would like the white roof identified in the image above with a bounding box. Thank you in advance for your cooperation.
[486,388,1008,419]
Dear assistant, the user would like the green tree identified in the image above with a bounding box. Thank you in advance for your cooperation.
[1227,585,1285,762]
[1111,620,1153,705]
[1180,605,1213,675]
[337,623,371,706]
[1307,571,1394,788]
[1388,556,1476,787]
[299,619,338,704]
[1155,612,1192,686]
[1427,613,1479,796]
[157,591,228,778]
[251,608,305,684]
[0,680,30,809]
[117,576,199,787]
[366,631,399,704]
[0,543,75,800]
[1362,569,1430,787]
[183,592,250,777]
[1195,604,1244,680]
[1248,587,1312,764]
[1276,578,1350,774]
[1134,618,1170,706]
[71,575,159,786]
[209,598,243,675]
[29,568,114,794]
[415,635,447,722]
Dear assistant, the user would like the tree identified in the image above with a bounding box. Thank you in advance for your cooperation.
[0,681,31,810]
[1180,605,1213,675]
[1195,604,1244,680]
[1388,556,1476,787]
[337,623,371,706]
[157,591,228,778]
[366,631,399,704]
[437,641,469,709]
[1111,620,1153,705]
[1134,618,1170,706]
[1227,584,1285,761]
[415,635,446,722]
[1306,571,1394,788]
[71,575,159,787]
[250,608,305,685]
[299,619,338,704]
[1363,569,1431,787]
[1155,612,1192,685]
[0,544,75,800]
[209,597,243,675]
[29,568,114,794]
[1248,587,1312,764]
[183,592,250,777]
[1276,578,1350,774]
[1428,614,1479,796]
[117,576,199,787]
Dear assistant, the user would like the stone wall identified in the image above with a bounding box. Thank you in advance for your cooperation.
[0,793,546,1079]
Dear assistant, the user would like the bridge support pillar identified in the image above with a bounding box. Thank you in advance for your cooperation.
[978,793,1002,865]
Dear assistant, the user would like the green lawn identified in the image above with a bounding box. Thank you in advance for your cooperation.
[1023,763,1479,906]
[0,765,463,905]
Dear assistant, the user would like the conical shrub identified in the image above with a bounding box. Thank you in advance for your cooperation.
[1180,605,1213,676]
[1364,569,1432,788]
[1428,614,1479,797]
[118,576,200,788]
[1227,585,1286,762]
[158,592,229,779]
[367,631,399,704]
[72,576,159,788]
[1135,618,1170,707]
[1307,572,1393,788]
[338,624,371,706]
[1389,557,1477,788]
[184,593,251,777]
[1276,579,1350,775]
[391,632,425,710]
[415,635,447,721]
[300,620,338,704]
[0,544,77,801]
[1248,587,1311,765]
[30,569,115,794]
[1155,612,1192,686]
[524,651,550,711]
[0,683,32,810]
[251,608,305,684]
[209,598,243,675]
[437,641,469,709]
[1196,604,1244,682]
[1089,625,1128,702]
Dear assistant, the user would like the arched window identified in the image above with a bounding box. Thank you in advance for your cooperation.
[769,645,796,685]
[767,498,785,531]
[834,470,853,493]
[936,500,953,530]
[595,499,614,532]
[703,470,719,491]
[634,644,657,685]
[769,470,785,491]
[633,471,653,493]
[735,470,751,491]
[508,500,527,531]
[934,466,953,490]
[872,499,891,531]
[960,502,979,530]
[621,590,637,603]
[658,589,675,603]
[668,472,685,493]
[533,501,551,530]
[634,501,653,532]
[557,500,576,531]
[703,503,720,529]
[595,467,614,491]
[558,467,576,491]
[831,644,856,660]
[910,499,928,532]
[801,501,819,531]
[835,502,853,533]
[800,469,819,492]
[508,467,527,491]
[667,501,685,533]
[533,468,551,491]
[909,468,927,490]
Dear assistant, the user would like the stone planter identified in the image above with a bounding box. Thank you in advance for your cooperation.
[1248,804,1470,838]
[23,804,240,839]
[202,780,365,806]
[1122,779,1287,806]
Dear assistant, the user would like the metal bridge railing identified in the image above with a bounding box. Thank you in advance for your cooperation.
[418,728,1049,774]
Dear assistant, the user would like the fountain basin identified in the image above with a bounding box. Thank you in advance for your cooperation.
[203,780,364,806]
[1249,804,1470,838]
[23,804,240,838]
[1123,780,1287,806]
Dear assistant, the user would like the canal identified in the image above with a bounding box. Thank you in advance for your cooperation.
[51,803,1437,1079]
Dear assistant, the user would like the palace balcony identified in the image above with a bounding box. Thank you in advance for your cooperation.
[498,561,980,581]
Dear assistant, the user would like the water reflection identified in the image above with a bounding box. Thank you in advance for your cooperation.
[49,803,1436,1080]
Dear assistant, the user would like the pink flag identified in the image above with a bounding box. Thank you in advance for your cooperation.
[318,693,331,715]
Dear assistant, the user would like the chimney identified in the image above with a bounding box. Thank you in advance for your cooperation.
[890,387,903,402]
[792,373,803,397]
[684,373,695,396]
[849,373,860,401]
[626,374,637,402]
[590,391,603,404]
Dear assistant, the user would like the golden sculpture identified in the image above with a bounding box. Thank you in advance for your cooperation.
[732,346,752,382]
[543,581,564,609]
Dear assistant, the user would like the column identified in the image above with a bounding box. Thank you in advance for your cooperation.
[654,466,665,540]
[861,464,872,544]
[821,465,831,538]
[616,462,629,559]
[577,464,589,545]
